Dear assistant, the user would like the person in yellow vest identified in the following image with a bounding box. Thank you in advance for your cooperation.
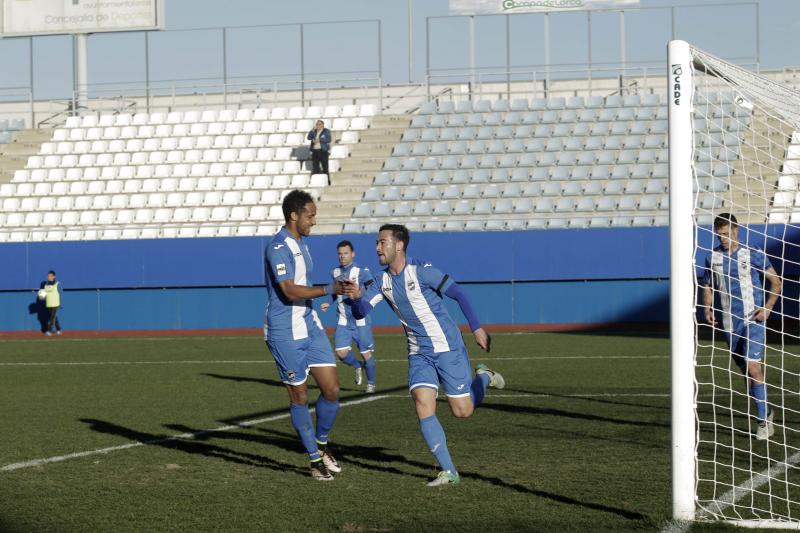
[42,270,63,336]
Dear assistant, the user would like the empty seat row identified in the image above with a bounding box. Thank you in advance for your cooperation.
[352,194,670,220]
[2,189,293,212]
[19,162,340,181]
[374,163,672,187]
[419,94,663,115]
[0,223,281,243]
[347,214,671,234]
[39,133,358,155]
[52,118,368,142]
[363,179,670,203]
[27,147,347,169]
[64,105,378,128]
[1,175,328,198]
[411,108,668,129]
[382,149,673,171]
[1,204,289,228]
[395,137,669,158]
[403,118,735,140]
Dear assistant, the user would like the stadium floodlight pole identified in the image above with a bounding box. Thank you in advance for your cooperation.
[667,38,696,522]
[75,33,89,116]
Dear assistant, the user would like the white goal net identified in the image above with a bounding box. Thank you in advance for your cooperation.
[670,40,800,527]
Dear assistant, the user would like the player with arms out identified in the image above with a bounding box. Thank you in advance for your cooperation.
[702,213,782,440]
[264,189,346,480]
[321,241,378,393]
[345,224,504,486]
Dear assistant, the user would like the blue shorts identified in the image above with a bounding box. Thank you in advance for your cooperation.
[408,346,473,398]
[266,326,336,386]
[727,321,766,370]
[334,324,375,353]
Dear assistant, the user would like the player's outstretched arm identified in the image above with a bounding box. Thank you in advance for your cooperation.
[347,279,382,319]
[444,282,491,352]
[279,280,343,302]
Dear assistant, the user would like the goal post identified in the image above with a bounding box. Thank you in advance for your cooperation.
[669,38,697,522]
[670,39,800,528]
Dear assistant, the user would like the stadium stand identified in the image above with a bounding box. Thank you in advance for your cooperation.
[0,106,376,241]
[0,118,26,144]
[0,92,750,240]
[348,93,748,232]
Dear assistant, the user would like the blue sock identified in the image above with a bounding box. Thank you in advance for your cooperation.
[364,356,377,384]
[289,403,320,461]
[340,351,362,369]
[419,415,457,474]
[314,395,340,444]
[470,373,490,409]
[750,381,768,421]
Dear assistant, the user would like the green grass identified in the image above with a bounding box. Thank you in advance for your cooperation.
[0,331,784,532]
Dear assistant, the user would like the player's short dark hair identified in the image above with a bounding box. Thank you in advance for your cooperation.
[337,240,353,251]
[379,224,410,252]
[48,270,56,276]
[714,213,738,230]
[282,190,314,222]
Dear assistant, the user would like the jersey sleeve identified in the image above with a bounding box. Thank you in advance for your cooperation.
[358,267,373,285]
[752,248,773,272]
[417,262,455,293]
[266,244,295,283]
[701,253,712,287]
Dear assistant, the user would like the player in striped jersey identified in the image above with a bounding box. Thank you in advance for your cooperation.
[345,224,504,486]
[702,213,782,440]
[321,241,378,392]
[264,190,347,480]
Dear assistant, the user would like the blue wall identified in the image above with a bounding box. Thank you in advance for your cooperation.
[8,280,670,332]
[0,228,682,331]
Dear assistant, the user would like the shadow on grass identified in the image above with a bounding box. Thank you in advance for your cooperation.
[80,418,308,477]
[480,402,669,428]
[201,372,285,388]
[501,386,670,412]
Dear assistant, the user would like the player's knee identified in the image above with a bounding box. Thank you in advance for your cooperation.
[322,384,340,400]
[451,404,474,418]
[335,349,349,359]
[362,351,372,360]
[289,390,308,405]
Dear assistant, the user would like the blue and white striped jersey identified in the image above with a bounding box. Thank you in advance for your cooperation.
[264,227,324,341]
[331,263,373,328]
[362,257,462,355]
[703,244,772,333]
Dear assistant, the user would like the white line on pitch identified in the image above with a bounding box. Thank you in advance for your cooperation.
[0,395,387,473]
[659,451,800,533]
[0,355,671,366]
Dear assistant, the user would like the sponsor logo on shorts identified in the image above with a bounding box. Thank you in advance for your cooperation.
[287,370,296,381]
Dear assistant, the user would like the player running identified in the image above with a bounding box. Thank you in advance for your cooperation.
[702,213,782,440]
[264,189,347,481]
[321,240,378,393]
[344,224,504,486]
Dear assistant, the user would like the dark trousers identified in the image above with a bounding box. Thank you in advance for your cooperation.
[311,149,329,179]
[47,307,61,333]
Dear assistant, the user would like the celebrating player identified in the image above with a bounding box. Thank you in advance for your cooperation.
[320,241,378,393]
[345,224,504,486]
[702,213,782,440]
[264,189,346,481]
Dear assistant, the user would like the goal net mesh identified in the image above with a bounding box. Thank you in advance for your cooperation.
[690,45,800,524]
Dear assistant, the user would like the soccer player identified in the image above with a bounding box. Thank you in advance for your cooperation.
[41,270,63,336]
[264,189,347,481]
[320,241,378,393]
[344,224,504,486]
[702,213,782,440]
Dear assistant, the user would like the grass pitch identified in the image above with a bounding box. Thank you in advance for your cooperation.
[0,331,771,532]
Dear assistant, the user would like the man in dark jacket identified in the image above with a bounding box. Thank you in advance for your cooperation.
[307,120,332,183]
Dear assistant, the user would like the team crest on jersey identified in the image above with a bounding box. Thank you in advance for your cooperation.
[407,280,416,291]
